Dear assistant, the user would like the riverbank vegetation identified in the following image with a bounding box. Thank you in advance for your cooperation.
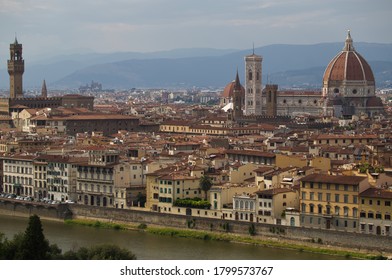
[0,215,136,260]
[64,218,388,260]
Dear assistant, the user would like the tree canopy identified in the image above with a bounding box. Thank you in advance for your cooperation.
[0,215,137,260]
[199,175,213,200]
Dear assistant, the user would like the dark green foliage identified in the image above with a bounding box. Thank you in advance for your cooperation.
[174,198,211,209]
[199,175,213,200]
[221,222,230,232]
[63,244,137,260]
[187,219,196,229]
[0,215,136,260]
[137,223,147,229]
[248,224,256,236]
[20,215,50,259]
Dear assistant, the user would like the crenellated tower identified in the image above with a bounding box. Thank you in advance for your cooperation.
[7,37,24,99]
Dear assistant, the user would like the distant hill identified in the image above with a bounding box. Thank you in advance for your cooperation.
[1,43,391,90]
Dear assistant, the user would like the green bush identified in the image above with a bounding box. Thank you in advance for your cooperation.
[174,198,211,209]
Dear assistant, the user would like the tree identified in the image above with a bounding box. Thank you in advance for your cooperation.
[199,175,213,200]
[63,244,137,260]
[19,215,50,259]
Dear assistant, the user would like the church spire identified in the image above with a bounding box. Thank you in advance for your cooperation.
[234,68,241,90]
[41,79,47,98]
[343,30,354,51]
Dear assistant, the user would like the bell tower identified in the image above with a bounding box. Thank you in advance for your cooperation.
[245,46,262,116]
[8,37,24,99]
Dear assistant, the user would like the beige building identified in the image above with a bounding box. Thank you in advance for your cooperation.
[2,155,34,196]
[359,187,392,236]
[256,188,299,225]
[300,174,369,231]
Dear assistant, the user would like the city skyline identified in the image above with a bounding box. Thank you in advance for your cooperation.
[0,0,391,61]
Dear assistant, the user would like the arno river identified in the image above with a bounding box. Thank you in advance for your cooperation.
[0,214,344,260]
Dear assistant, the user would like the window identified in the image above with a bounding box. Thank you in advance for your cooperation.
[302,192,306,200]
[376,213,382,219]
[385,214,391,220]
[310,192,314,200]
[344,195,349,203]
[335,184,339,191]
[335,206,340,216]
[344,207,349,217]
[326,193,331,202]
[369,200,373,205]
[335,194,340,203]
[353,208,358,217]
[309,204,314,213]
[318,193,323,201]
[318,183,322,189]
[385,201,391,206]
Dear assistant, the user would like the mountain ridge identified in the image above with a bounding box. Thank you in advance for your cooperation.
[0,42,391,90]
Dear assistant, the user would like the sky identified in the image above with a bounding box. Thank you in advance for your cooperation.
[0,0,391,60]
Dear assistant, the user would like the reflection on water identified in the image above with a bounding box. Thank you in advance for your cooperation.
[0,215,344,260]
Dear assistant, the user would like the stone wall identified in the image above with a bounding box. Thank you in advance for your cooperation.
[69,204,392,253]
[0,199,72,220]
[1,199,391,253]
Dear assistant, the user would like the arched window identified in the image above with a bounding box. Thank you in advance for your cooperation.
[256,71,260,81]
[248,71,253,81]
[335,206,340,216]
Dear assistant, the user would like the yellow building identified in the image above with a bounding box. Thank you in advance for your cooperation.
[256,187,299,225]
[300,174,369,232]
[145,166,202,213]
[359,187,392,236]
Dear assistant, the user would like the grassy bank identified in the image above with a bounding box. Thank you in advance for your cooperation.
[64,219,387,260]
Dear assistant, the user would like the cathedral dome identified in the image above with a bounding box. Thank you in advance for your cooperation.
[221,80,245,98]
[323,31,375,86]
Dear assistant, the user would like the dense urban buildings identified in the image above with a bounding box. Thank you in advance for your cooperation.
[0,32,391,241]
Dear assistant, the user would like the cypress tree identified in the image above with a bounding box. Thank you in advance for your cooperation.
[20,215,50,259]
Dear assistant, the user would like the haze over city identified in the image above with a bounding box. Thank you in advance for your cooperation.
[0,0,391,60]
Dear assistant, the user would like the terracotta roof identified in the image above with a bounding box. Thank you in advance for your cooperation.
[300,173,366,185]
[256,187,295,195]
[226,149,275,158]
[360,187,392,199]
[323,33,374,83]
[315,134,377,140]
[366,96,384,107]
[221,80,245,98]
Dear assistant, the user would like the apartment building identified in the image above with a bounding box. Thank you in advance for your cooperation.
[359,187,392,236]
[300,174,369,232]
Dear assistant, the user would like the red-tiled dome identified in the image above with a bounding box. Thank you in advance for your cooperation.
[323,31,375,84]
[366,96,384,107]
[221,80,245,98]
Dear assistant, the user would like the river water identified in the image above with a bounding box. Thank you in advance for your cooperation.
[0,214,344,259]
